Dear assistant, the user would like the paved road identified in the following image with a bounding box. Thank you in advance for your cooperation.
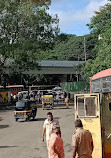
[0,103,75,158]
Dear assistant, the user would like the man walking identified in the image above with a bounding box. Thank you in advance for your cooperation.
[42,112,61,157]
[72,119,94,158]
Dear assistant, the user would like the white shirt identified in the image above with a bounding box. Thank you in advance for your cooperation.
[43,119,60,141]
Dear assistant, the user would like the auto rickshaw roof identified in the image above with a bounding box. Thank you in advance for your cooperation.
[91,68,111,81]
[16,100,30,107]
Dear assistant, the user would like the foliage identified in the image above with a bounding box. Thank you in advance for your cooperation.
[87,1,111,36]
[83,2,111,81]
[38,33,98,61]
[0,0,59,86]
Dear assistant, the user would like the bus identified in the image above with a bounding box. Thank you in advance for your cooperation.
[0,85,24,103]
[6,85,24,96]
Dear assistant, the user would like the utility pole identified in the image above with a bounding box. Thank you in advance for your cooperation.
[84,37,86,62]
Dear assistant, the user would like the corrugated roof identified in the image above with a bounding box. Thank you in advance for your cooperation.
[38,60,85,67]
[91,68,111,80]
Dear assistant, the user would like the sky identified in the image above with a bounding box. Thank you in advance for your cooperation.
[48,0,109,36]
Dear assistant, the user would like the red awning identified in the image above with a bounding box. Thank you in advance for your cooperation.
[91,68,111,80]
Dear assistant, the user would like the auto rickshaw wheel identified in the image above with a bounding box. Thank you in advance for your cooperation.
[26,116,30,121]
[42,104,45,110]
[15,118,18,122]
[32,116,35,120]
[50,103,54,109]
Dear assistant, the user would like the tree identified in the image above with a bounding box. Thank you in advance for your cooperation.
[87,2,111,36]
[38,33,97,61]
[0,0,59,86]
[83,2,111,81]
[87,28,111,76]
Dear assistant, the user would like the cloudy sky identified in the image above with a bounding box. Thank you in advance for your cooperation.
[48,0,109,36]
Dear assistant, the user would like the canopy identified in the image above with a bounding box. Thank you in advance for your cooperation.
[53,86,62,90]
[91,68,111,80]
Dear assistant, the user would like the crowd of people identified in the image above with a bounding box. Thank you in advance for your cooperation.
[42,112,94,158]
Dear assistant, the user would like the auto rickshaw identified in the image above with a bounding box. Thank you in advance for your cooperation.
[75,93,102,158]
[14,99,37,121]
[74,92,111,158]
[74,68,111,158]
[41,90,54,110]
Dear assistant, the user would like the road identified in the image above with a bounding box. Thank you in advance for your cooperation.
[0,102,75,158]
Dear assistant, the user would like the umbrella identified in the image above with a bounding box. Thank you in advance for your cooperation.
[54,86,62,90]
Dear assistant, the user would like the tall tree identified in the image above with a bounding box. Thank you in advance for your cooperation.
[38,33,97,61]
[0,0,59,85]
[87,2,111,36]
[83,1,111,81]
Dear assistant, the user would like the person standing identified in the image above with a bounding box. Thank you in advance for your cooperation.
[65,95,69,108]
[48,126,65,158]
[42,112,61,157]
[56,94,59,105]
[72,119,94,158]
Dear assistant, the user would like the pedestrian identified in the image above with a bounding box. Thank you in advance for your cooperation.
[42,112,61,158]
[65,95,69,108]
[37,90,41,103]
[48,126,65,158]
[61,93,64,103]
[72,119,94,158]
[56,94,59,105]
[64,91,67,100]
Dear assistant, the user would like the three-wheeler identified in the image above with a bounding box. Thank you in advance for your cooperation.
[41,90,54,110]
[14,99,37,121]
[74,68,111,158]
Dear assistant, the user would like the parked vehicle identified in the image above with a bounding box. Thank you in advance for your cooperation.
[41,90,54,110]
[74,68,111,158]
[14,100,37,121]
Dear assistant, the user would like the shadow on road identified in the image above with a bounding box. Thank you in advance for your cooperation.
[52,107,71,110]
[0,146,18,148]
[0,110,11,113]
[16,118,47,122]
[31,117,60,121]
[31,118,46,121]
[0,117,3,121]
[0,125,9,129]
